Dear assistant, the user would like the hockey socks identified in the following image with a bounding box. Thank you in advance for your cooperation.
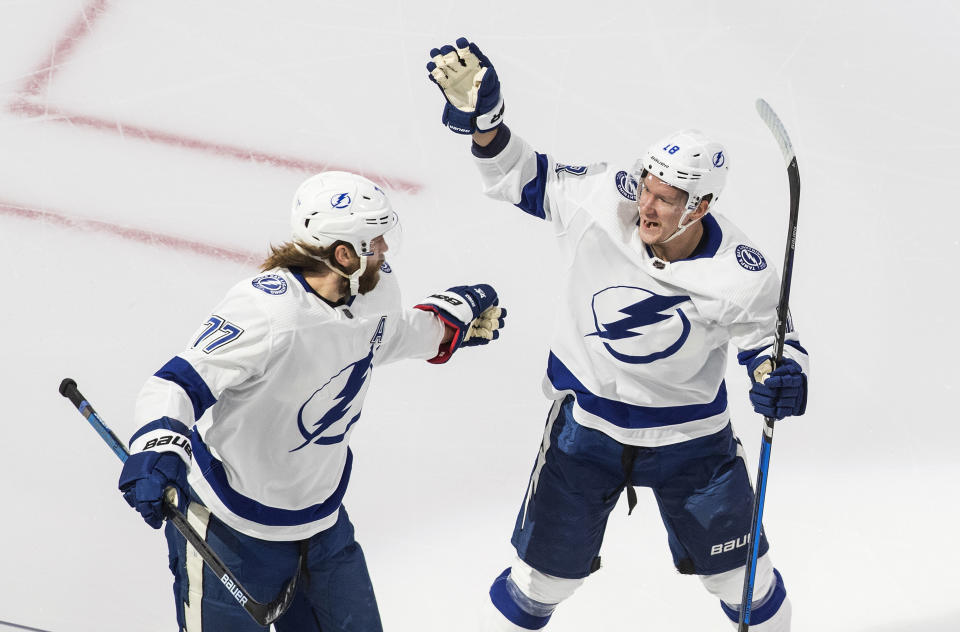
[720,569,791,631]
[488,569,556,630]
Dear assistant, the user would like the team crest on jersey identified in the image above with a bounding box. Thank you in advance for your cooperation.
[585,286,691,364]
[380,261,392,273]
[615,171,638,201]
[555,164,587,176]
[252,274,288,295]
[291,345,375,451]
[735,245,767,271]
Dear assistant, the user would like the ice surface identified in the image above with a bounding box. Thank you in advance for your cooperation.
[1,1,958,630]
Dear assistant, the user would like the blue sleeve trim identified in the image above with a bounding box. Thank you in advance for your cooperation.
[471,124,512,158]
[154,356,217,421]
[129,416,191,445]
[190,427,352,527]
[547,353,728,428]
[515,152,549,220]
[720,568,787,625]
[737,348,765,366]
[784,339,808,355]
[738,339,809,367]
[489,569,553,630]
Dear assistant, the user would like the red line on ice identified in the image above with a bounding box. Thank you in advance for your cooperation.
[9,0,422,194]
[19,0,111,97]
[0,199,261,265]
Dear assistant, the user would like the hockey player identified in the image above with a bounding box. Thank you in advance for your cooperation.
[117,170,507,631]
[426,40,808,631]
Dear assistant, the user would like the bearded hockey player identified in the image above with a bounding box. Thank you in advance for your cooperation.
[118,170,507,631]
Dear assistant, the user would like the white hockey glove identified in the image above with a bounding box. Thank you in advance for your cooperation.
[427,38,505,135]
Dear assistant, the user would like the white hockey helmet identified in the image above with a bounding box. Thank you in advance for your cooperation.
[290,170,399,295]
[633,129,729,243]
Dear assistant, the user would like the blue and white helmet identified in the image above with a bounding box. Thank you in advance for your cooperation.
[633,129,729,242]
[290,171,399,294]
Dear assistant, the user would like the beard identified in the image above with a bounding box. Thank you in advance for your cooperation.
[334,257,382,296]
[357,260,382,294]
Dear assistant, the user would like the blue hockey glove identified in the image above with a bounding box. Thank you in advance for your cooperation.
[427,38,504,134]
[415,284,506,363]
[747,356,807,419]
[118,418,192,529]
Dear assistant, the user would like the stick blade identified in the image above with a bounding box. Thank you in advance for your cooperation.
[755,98,796,167]
[251,572,300,625]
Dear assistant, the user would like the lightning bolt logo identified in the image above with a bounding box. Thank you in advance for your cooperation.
[291,345,374,451]
[586,286,692,364]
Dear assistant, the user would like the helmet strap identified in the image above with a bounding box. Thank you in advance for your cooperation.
[659,197,703,245]
[292,241,364,297]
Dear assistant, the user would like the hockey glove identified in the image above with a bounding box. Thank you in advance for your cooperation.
[427,38,504,134]
[415,283,505,363]
[747,356,807,419]
[463,305,507,347]
[118,418,192,529]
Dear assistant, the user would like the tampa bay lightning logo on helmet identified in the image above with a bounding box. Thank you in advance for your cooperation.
[586,286,691,364]
[330,192,351,209]
[251,274,288,295]
[615,170,638,201]
[713,151,725,168]
[291,346,375,451]
[735,245,767,271]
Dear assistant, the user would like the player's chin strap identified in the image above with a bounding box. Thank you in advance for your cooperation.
[658,198,706,245]
[293,242,366,296]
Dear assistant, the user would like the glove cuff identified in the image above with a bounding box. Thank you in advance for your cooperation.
[129,422,193,467]
[413,304,462,364]
[475,94,505,132]
[416,290,477,324]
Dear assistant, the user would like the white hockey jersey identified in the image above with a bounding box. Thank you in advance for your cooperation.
[134,264,444,541]
[475,128,808,447]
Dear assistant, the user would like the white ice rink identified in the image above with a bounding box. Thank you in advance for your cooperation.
[2,1,958,630]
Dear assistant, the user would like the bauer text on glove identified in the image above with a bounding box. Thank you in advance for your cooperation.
[117,417,192,529]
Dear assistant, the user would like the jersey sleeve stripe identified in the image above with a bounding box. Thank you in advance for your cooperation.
[547,353,728,428]
[736,339,808,367]
[154,356,218,421]
[129,416,191,445]
[515,152,549,219]
[190,427,353,527]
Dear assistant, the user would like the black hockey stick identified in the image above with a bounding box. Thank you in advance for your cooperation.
[737,99,801,632]
[59,378,300,627]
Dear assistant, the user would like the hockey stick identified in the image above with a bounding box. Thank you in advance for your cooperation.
[58,378,299,627]
[737,99,801,632]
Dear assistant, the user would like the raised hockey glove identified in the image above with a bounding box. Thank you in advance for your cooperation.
[415,283,504,363]
[118,418,191,529]
[747,356,807,419]
[427,37,504,134]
